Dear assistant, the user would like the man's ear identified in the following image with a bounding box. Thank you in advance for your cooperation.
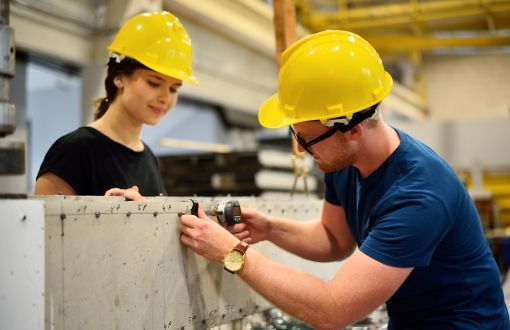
[348,123,364,141]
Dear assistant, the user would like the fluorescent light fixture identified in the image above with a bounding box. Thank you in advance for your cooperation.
[159,138,233,153]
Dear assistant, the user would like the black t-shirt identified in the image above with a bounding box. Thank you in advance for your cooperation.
[37,127,167,196]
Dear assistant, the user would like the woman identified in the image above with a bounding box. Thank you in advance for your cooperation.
[34,11,198,201]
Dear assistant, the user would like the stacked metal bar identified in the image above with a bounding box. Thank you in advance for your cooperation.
[158,149,320,197]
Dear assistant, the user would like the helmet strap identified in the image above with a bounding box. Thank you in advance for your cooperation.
[332,104,379,133]
[109,53,123,63]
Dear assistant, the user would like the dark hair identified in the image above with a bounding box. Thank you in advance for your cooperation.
[93,57,150,120]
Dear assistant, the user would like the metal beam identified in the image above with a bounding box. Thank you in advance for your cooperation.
[367,34,510,53]
[304,0,510,31]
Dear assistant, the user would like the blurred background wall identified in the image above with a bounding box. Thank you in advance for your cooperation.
[1,0,509,218]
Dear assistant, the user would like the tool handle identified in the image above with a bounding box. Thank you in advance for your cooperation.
[190,199,199,216]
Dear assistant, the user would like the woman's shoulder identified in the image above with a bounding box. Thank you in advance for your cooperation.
[42,127,106,159]
[55,127,103,147]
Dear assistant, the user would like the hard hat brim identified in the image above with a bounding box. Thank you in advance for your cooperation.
[186,75,200,85]
[258,93,294,129]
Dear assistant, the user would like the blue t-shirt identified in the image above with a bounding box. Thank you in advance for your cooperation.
[324,128,509,329]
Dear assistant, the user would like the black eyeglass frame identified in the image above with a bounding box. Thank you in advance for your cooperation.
[290,126,338,155]
[289,105,378,155]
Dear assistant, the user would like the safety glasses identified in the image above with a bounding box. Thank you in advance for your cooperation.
[290,126,339,155]
[289,105,378,155]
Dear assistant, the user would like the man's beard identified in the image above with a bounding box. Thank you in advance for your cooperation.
[315,140,357,173]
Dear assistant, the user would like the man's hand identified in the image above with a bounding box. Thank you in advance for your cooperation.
[104,185,145,201]
[180,207,238,262]
[227,207,272,244]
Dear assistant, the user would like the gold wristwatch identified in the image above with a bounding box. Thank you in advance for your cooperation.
[223,241,249,274]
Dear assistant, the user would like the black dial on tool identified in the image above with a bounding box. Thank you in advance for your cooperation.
[216,200,242,226]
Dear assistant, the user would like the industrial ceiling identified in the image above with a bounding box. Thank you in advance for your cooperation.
[295,0,510,56]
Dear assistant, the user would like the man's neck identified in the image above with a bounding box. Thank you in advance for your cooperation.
[354,123,400,179]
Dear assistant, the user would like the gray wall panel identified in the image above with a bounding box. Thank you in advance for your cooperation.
[33,196,330,330]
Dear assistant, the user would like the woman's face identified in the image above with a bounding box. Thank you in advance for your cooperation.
[116,69,182,125]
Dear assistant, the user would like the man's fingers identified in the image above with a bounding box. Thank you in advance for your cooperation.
[180,233,193,247]
[197,206,208,219]
[234,230,250,240]
[180,213,201,228]
[229,223,247,232]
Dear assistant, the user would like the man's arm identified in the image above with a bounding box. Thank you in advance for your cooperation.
[239,248,412,329]
[265,200,356,261]
[180,208,410,329]
[233,200,356,262]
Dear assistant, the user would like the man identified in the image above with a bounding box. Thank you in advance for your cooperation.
[180,30,509,329]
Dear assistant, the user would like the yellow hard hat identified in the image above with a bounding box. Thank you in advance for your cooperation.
[108,11,199,85]
[259,30,392,128]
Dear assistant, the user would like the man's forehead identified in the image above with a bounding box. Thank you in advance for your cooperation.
[292,121,328,133]
[292,120,322,129]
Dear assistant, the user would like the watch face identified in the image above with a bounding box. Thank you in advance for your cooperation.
[224,250,244,272]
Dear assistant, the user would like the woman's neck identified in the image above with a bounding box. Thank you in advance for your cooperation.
[89,104,144,152]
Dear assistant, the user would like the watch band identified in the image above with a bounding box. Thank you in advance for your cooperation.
[233,241,249,254]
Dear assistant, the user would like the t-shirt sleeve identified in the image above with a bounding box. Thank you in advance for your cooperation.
[360,191,453,268]
[37,133,92,194]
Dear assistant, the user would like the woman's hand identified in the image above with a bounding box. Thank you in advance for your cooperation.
[104,185,145,201]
